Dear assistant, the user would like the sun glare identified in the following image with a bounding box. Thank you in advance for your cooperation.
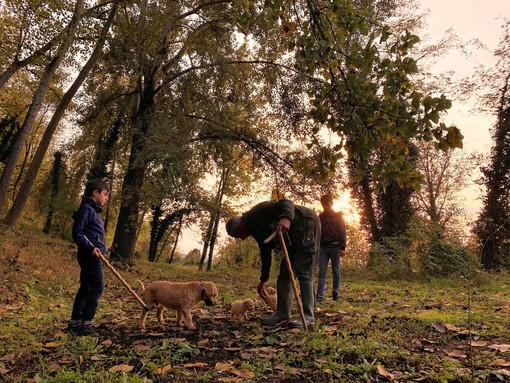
[332,192,360,225]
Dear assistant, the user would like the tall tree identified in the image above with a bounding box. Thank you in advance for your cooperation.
[412,140,483,235]
[3,0,120,225]
[267,0,462,244]
[473,21,510,270]
[0,0,85,211]
[474,75,510,269]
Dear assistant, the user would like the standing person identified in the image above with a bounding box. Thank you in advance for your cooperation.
[316,194,346,302]
[225,199,320,328]
[66,179,110,337]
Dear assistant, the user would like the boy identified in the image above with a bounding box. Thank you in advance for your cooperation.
[67,179,109,337]
[316,194,346,302]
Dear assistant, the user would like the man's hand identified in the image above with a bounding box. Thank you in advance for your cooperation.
[257,281,266,298]
[339,250,346,257]
[92,247,102,258]
[277,218,291,233]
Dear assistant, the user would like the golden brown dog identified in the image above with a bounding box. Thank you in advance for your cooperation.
[230,298,255,320]
[138,280,219,330]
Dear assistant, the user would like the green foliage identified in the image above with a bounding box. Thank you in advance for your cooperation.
[418,237,480,278]
[215,237,261,271]
[367,235,413,280]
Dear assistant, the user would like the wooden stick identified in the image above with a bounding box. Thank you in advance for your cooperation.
[263,231,277,244]
[98,253,149,311]
[277,231,307,330]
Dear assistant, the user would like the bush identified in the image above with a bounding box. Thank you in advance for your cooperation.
[418,238,480,277]
[367,235,414,280]
[215,237,261,271]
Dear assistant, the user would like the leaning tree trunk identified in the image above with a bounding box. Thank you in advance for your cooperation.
[167,216,183,263]
[43,151,62,234]
[0,0,85,214]
[3,1,118,226]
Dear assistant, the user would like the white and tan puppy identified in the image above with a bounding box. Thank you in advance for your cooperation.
[230,298,255,320]
[138,280,219,330]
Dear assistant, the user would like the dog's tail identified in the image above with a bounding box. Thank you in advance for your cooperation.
[136,279,145,293]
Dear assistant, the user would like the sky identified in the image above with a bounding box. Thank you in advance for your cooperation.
[175,1,509,254]
[417,0,508,217]
[419,0,508,152]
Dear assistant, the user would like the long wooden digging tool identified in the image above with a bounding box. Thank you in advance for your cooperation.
[264,230,307,330]
[98,253,150,311]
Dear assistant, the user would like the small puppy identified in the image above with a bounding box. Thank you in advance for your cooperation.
[261,286,277,312]
[138,280,219,330]
[230,298,255,320]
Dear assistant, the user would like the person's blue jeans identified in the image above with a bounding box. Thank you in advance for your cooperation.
[316,246,342,300]
[71,250,104,322]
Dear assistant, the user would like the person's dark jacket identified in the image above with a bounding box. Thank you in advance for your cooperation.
[319,210,346,250]
[242,199,318,282]
[72,199,107,254]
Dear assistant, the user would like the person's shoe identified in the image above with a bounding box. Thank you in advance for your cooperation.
[78,324,99,337]
[65,323,82,335]
[332,293,339,301]
[315,296,324,303]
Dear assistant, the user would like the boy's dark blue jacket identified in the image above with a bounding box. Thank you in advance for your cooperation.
[72,199,107,254]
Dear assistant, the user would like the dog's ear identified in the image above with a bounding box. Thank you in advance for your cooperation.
[199,282,206,298]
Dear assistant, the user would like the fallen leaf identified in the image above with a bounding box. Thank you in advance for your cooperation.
[0,368,10,375]
[46,362,61,373]
[133,344,150,352]
[377,365,395,380]
[154,365,173,375]
[489,344,510,352]
[147,332,165,336]
[445,350,467,359]
[496,369,510,377]
[183,362,208,368]
[445,323,463,332]
[0,353,15,362]
[232,368,255,378]
[471,341,488,347]
[274,364,301,374]
[215,362,234,371]
[431,322,447,333]
[101,339,112,346]
[109,364,134,373]
[491,359,510,367]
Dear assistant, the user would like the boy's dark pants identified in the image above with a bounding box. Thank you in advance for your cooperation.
[71,250,104,322]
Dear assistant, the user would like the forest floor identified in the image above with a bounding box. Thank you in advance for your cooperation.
[1,225,510,382]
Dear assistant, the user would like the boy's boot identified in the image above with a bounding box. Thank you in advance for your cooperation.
[261,280,293,325]
[288,281,315,329]
[65,320,81,335]
[78,321,99,337]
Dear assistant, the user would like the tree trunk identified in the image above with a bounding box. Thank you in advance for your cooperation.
[43,152,62,234]
[0,0,85,214]
[201,165,229,271]
[206,209,221,271]
[0,32,63,89]
[3,0,118,226]
[168,216,182,263]
[199,215,215,270]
